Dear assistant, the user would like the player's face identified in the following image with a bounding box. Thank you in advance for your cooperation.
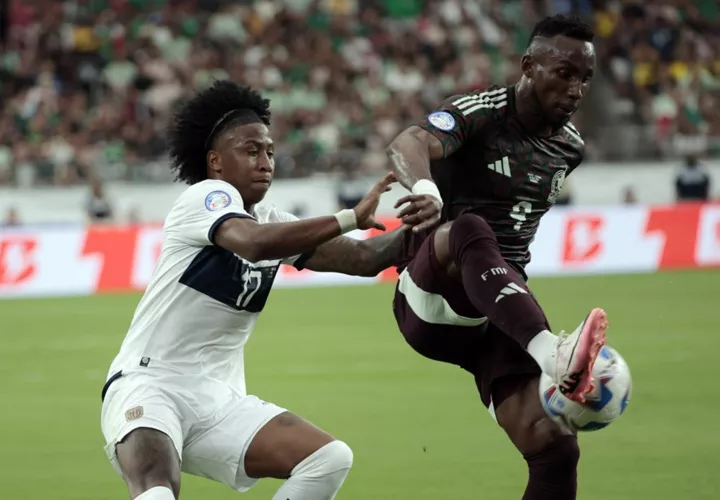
[528,36,595,127]
[210,123,275,208]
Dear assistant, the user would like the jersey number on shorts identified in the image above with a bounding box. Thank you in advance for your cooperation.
[510,201,533,231]
[180,246,278,313]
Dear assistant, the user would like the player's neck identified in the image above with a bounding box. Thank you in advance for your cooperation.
[514,80,554,137]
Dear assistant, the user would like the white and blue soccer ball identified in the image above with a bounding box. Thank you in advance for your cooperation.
[539,345,632,432]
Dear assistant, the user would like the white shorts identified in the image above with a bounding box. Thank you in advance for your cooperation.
[100,369,286,492]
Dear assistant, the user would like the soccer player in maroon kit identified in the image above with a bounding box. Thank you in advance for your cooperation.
[387,16,605,499]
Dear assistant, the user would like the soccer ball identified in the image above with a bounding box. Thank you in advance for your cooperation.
[539,345,632,432]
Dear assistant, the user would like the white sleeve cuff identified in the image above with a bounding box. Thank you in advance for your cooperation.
[411,179,443,203]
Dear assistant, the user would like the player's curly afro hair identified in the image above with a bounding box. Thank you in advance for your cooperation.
[528,14,594,47]
[168,80,271,185]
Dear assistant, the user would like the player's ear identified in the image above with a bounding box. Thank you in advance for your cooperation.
[207,149,222,176]
[521,54,534,80]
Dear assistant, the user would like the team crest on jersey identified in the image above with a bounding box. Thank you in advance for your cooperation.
[125,406,144,421]
[427,111,456,132]
[205,190,231,211]
[547,169,566,203]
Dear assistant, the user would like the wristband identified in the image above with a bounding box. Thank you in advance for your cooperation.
[411,179,443,204]
[333,209,358,233]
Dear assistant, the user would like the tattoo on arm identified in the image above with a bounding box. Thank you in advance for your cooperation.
[387,126,445,191]
[302,228,406,277]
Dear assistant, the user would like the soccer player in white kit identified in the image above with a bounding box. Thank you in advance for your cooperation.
[100,81,405,500]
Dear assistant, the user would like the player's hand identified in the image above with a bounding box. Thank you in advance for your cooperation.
[394,194,442,233]
[352,172,396,231]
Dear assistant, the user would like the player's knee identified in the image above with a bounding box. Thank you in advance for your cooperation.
[453,213,494,238]
[126,465,180,498]
[524,434,580,477]
[318,440,354,476]
[447,214,496,259]
[293,440,354,479]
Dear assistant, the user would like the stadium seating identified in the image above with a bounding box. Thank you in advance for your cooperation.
[1,0,718,188]
[595,0,720,158]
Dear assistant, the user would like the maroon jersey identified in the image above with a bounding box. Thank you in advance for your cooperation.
[416,85,585,269]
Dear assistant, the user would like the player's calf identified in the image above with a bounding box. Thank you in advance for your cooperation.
[494,376,579,500]
[115,428,181,499]
[245,412,354,500]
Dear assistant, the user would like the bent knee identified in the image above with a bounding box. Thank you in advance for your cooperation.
[450,213,493,238]
[441,213,497,262]
[315,440,354,474]
[292,440,354,478]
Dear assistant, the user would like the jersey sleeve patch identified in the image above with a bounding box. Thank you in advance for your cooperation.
[205,190,232,211]
[427,111,456,132]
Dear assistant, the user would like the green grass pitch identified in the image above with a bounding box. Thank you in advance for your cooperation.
[0,270,718,499]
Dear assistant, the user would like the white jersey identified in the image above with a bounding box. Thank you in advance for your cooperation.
[106,179,307,395]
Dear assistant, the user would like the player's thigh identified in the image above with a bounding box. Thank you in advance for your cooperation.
[100,373,184,495]
[181,394,309,492]
[394,292,483,368]
[394,230,486,369]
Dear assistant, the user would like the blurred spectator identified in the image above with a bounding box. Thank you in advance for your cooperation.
[7,0,716,187]
[127,206,141,224]
[3,207,20,227]
[675,155,711,202]
[598,0,720,159]
[622,186,638,204]
[87,178,114,223]
[0,0,552,186]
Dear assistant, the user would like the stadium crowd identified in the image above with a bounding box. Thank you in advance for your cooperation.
[0,0,718,188]
[596,0,720,158]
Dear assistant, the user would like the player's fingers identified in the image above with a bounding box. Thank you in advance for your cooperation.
[374,172,397,192]
[400,202,429,220]
[394,195,419,209]
[400,211,427,227]
[373,220,387,231]
[407,209,437,230]
[413,214,441,233]
[396,202,420,219]
[401,197,435,216]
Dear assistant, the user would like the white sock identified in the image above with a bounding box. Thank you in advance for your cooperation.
[272,440,354,500]
[135,486,175,500]
[527,330,558,376]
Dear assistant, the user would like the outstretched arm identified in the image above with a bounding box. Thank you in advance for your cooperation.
[301,227,407,277]
[214,173,394,263]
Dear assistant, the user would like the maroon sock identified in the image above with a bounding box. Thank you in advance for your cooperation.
[448,214,549,349]
[522,435,579,500]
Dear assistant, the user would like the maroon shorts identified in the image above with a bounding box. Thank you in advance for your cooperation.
[392,231,541,409]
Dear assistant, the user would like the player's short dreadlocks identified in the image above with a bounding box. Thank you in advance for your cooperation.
[168,80,271,185]
[527,14,595,47]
